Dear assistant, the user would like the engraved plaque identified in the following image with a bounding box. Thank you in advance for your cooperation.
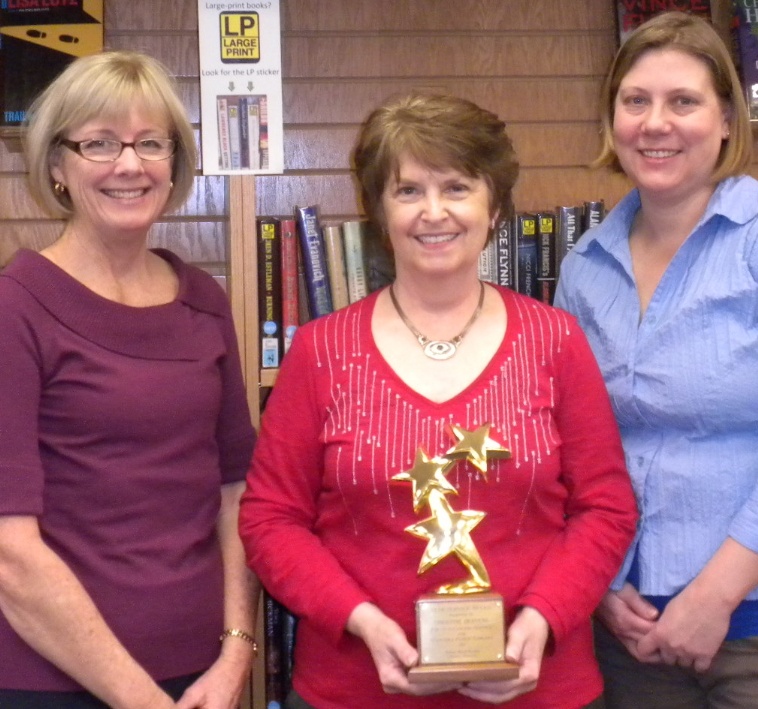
[408,592,519,683]
[416,593,505,664]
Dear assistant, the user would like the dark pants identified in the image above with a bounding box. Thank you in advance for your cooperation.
[0,672,201,708]
[595,620,758,709]
[286,689,605,708]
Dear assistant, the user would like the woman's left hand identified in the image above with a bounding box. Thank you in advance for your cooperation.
[458,606,550,704]
[636,583,729,672]
[175,646,254,709]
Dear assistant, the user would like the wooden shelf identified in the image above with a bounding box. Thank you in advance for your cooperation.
[260,368,278,388]
[0,126,23,152]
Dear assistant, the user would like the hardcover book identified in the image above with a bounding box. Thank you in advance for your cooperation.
[342,219,370,303]
[322,224,350,310]
[554,205,582,279]
[257,217,283,368]
[0,0,104,127]
[616,0,712,45]
[363,225,395,293]
[581,200,606,235]
[264,593,285,708]
[295,205,333,318]
[495,215,515,290]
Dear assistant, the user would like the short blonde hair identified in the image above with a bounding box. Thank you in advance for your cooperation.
[596,11,752,180]
[24,50,196,218]
[352,92,519,244]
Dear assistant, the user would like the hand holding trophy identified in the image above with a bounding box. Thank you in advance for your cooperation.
[393,424,520,683]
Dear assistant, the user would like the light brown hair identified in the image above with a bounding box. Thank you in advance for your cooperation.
[352,92,519,243]
[596,11,752,180]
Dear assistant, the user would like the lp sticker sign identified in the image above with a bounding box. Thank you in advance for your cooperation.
[220,12,260,63]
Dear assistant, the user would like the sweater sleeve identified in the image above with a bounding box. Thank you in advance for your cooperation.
[238,328,373,646]
[0,278,45,516]
[516,320,638,643]
[215,300,256,484]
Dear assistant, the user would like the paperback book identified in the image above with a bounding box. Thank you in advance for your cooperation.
[280,218,299,354]
[256,217,283,368]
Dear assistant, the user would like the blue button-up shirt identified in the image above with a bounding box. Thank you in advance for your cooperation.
[554,177,758,634]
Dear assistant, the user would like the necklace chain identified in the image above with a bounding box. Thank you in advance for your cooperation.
[389,282,485,361]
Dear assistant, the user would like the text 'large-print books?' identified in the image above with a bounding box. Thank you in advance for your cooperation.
[0,0,104,126]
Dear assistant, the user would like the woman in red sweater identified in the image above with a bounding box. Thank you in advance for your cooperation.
[239,92,637,709]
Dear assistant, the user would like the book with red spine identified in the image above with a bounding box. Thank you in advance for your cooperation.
[280,218,299,354]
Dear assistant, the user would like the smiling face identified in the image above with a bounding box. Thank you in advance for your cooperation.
[380,154,495,282]
[50,103,174,241]
[613,48,729,205]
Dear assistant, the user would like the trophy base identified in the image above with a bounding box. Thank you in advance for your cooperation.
[408,660,519,683]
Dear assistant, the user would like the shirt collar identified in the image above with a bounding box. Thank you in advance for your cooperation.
[573,175,758,260]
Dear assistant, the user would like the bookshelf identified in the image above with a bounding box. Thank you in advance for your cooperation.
[4,1,758,708]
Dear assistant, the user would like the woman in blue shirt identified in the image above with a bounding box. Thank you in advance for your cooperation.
[555,12,758,709]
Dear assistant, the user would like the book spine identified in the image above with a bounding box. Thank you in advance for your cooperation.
[477,238,498,284]
[295,206,333,318]
[296,242,311,326]
[257,217,283,368]
[280,218,299,354]
[515,213,539,300]
[322,224,350,310]
[363,223,396,293]
[342,220,369,303]
[263,593,285,709]
[536,211,556,305]
[554,205,581,279]
[581,200,605,236]
[496,215,515,289]
[280,607,298,701]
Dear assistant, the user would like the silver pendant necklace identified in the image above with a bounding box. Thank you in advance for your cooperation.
[389,281,485,361]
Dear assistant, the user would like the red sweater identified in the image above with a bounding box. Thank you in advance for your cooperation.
[240,286,637,709]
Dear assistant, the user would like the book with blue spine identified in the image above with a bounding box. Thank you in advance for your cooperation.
[515,213,539,300]
[295,205,333,318]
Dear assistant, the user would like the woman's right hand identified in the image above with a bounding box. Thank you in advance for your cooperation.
[346,602,462,696]
[595,584,659,661]
[0,516,178,709]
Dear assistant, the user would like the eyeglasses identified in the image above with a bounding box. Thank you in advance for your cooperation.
[58,137,176,162]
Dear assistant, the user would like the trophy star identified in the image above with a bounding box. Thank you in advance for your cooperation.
[392,448,457,512]
[405,507,486,575]
[446,423,511,478]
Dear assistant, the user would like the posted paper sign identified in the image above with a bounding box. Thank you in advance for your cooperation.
[197,0,283,174]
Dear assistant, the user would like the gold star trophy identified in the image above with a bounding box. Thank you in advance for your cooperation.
[393,424,519,683]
